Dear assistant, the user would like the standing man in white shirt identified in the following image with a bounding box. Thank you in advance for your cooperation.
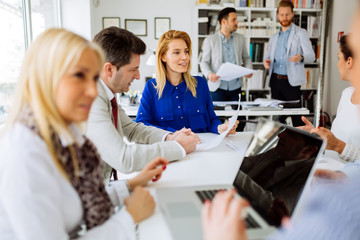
[200,7,253,130]
[264,1,315,126]
[88,27,199,183]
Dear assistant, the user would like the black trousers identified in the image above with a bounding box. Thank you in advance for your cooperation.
[270,74,303,126]
[210,88,246,131]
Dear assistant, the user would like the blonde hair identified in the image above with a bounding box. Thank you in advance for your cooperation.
[155,30,197,98]
[4,28,104,178]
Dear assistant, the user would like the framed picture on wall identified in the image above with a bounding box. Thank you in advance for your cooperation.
[125,19,147,36]
[155,17,171,39]
[102,17,120,29]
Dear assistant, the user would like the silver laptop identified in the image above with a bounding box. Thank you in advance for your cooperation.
[156,118,325,240]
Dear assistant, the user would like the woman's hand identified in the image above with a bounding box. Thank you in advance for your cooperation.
[310,127,346,154]
[297,116,315,132]
[125,187,155,223]
[127,157,169,191]
[218,120,239,135]
[202,189,249,240]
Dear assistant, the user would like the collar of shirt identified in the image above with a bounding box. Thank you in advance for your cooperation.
[279,23,292,36]
[164,78,187,94]
[99,78,115,101]
[220,32,233,43]
[57,123,85,147]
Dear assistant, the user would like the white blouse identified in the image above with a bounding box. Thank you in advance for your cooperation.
[0,123,136,240]
[330,87,360,162]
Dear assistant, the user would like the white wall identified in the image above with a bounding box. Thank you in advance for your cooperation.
[323,1,358,120]
[90,0,196,92]
[60,0,357,120]
[61,0,92,40]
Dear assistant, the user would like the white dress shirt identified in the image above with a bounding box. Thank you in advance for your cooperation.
[0,123,136,240]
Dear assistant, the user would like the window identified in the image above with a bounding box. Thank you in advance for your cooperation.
[0,0,60,123]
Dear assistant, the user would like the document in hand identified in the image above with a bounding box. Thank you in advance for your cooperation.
[216,62,255,81]
[196,96,241,151]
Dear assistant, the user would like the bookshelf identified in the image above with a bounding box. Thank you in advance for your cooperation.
[193,0,328,120]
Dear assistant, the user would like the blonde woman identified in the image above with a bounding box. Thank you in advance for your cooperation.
[0,28,168,239]
[136,30,237,134]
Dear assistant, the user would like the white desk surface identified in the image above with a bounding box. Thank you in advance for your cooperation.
[119,101,309,118]
[126,132,344,240]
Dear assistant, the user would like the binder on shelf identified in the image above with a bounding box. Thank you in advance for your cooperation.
[199,10,209,35]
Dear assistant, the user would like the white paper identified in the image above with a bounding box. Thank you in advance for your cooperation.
[216,62,255,81]
[196,97,241,151]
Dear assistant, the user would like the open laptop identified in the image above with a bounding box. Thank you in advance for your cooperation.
[156,118,325,240]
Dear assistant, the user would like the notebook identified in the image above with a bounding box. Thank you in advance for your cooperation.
[156,118,325,240]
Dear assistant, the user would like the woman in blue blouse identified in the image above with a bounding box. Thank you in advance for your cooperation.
[136,30,237,134]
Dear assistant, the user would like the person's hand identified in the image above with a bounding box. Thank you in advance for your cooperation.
[127,157,169,190]
[314,169,347,181]
[244,73,253,78]
[310,127,346,154]
[166,128,201,144]
[125,186,155,223]
[297,116,315,132]
[268,198,289,226]
[264,59,271,69]
[208,73,220,82]
[289,54,302,63]
[202,189,249,240]
[217,120,239,135]
[173,131,199,154]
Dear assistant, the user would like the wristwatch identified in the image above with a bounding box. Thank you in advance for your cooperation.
[300,55,304,62]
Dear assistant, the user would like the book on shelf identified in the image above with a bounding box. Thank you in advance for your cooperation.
[245,70,265,89]
[301,67,319,89]
[250,42,267,63]
[198,10,209,35]
[307,16,322,38]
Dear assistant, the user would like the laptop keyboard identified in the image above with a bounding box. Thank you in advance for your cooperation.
[195,189,260,229]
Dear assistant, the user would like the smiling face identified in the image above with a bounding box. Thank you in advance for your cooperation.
[56,48,100,124]
[107,53,140,93]
[161,39,190,77]
[277,7,294,28]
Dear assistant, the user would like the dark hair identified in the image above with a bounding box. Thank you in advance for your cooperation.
[93,27,146,69]
[277,0,294,13]
[340,34,353,60]
[218,7,237,25]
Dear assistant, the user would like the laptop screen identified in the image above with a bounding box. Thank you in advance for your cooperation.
[233,118,324,227]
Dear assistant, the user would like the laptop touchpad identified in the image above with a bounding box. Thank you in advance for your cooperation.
[167,202,199,218]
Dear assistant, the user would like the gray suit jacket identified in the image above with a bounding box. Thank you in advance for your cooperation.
[200,32,253,91]
[265,24,315,86]
[86,82,184,183]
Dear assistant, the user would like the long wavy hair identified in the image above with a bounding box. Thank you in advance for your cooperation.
[3,28,104,178]
[155,30,197,98]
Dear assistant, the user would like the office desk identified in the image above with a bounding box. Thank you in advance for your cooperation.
[119,101,309,118]
[132,132,343,240]
[136,132,252,240]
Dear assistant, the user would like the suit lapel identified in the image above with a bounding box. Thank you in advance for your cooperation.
[216,33,223,67]
[287,25,295,56]
[271,34,278,60]
[233,34,240,65]
[263,158,314,189]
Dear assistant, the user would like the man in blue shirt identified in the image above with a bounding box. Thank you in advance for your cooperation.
[264,1,315,126]
[200,7,253,130]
